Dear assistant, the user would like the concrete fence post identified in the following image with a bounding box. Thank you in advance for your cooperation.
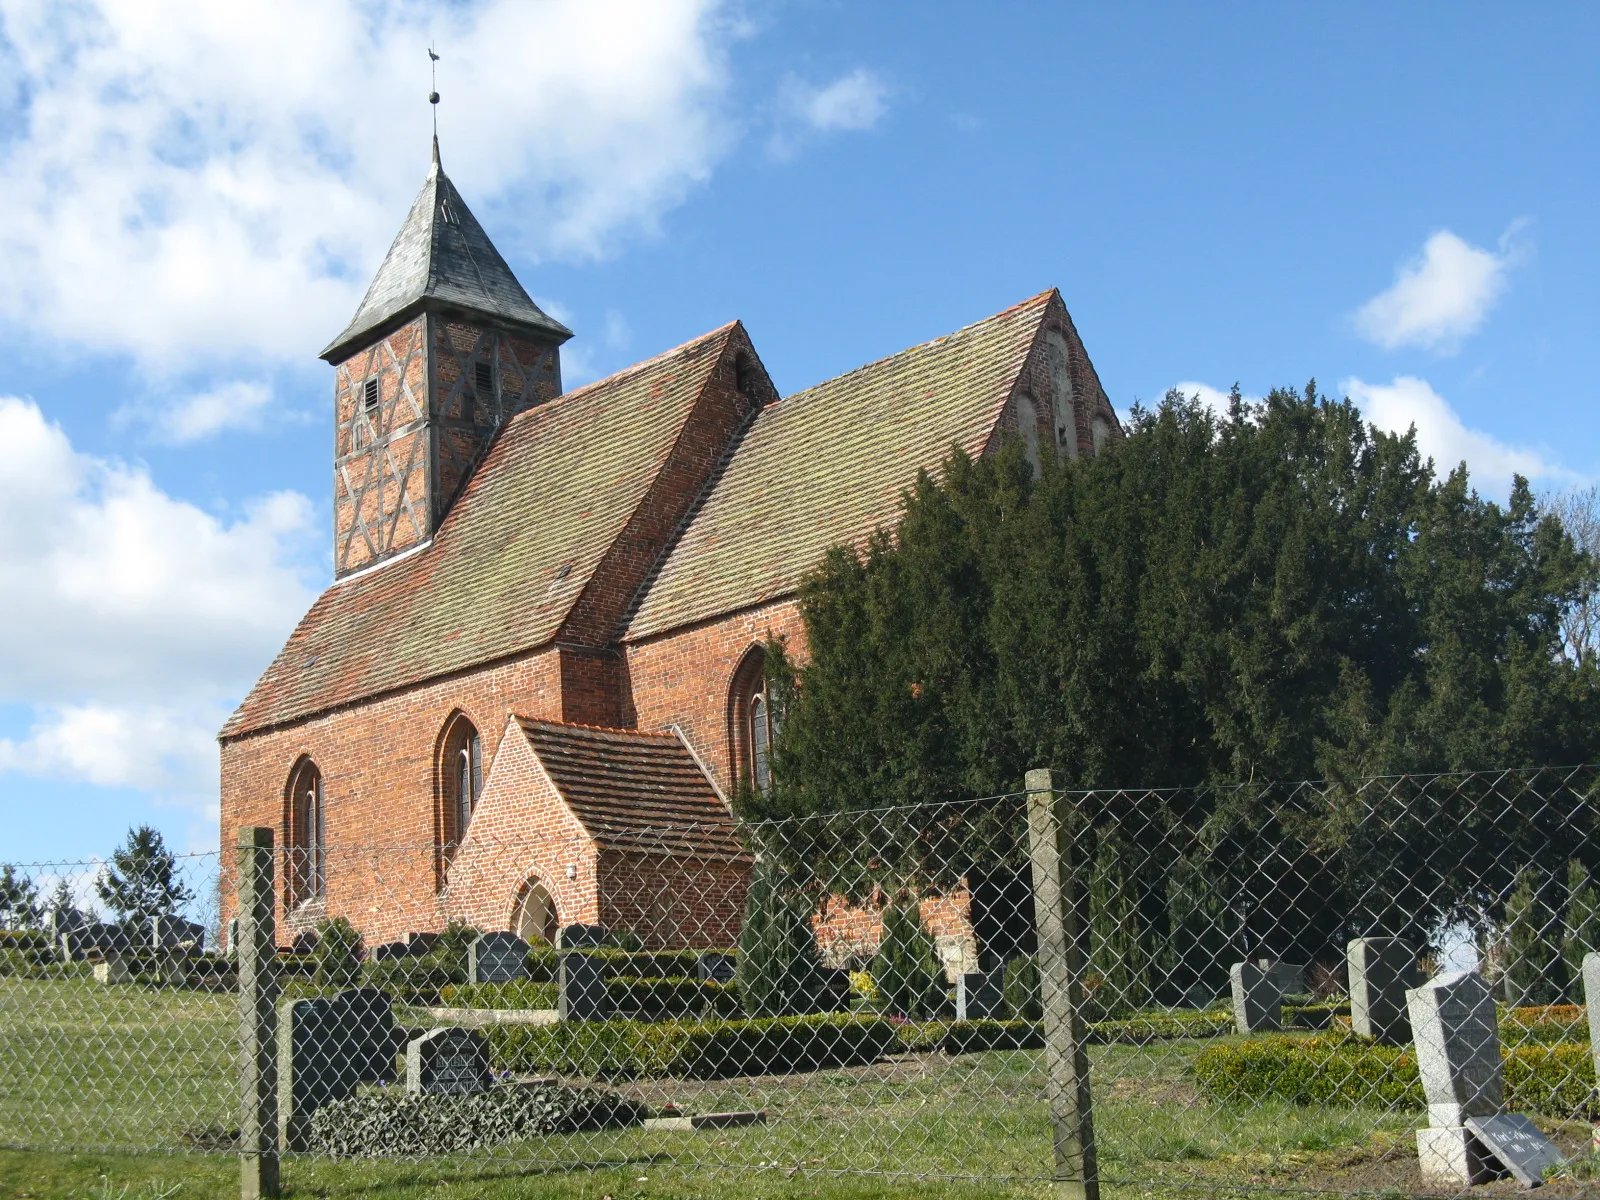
[237,827,280,1200]
[1025,768,1099,1200]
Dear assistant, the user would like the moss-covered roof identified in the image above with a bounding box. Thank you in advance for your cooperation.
[624,291,1053,640]
[222,326,737,737]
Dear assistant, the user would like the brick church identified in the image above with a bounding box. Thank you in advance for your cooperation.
[218,141,1121,950]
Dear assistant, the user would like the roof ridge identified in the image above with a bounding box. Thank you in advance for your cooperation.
[773,290,1053,409]
[555,322,740,406]
[517,716,679,739]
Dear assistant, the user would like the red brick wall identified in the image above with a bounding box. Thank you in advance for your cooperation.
[625,598,808,797]
[598,849,750,951]
[813,887,976,977]
[990,294,1122,465]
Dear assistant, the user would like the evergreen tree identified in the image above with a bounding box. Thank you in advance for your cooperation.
[1503,864,1564,1007]
[1086,841,1150,1018]
[0,865,41,931]
[96,826,193,942]
[1562,859,1600,992]
[313,917,364,990]
[870,897,948,1019]
[737,862,827,1017]
[1003,954,1042,1021]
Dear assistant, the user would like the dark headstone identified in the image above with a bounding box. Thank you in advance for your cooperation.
[559,924,609,949]
[405,1027,491,1095]
[1465,1114,1565,1187]
[403,932,441,954]
[697,952,737,984]
[1256,958,1306,996]
[276,997,353,1151]
[371,941,413,962]
[957,970,1004,1020]
[813,968,852,1014]
[338,987,399,1085]
[150,915,204,951]
[291,932,318,955]
[469,932,530,984]
[558,951,611,1021]
[1230,962,1282,1033]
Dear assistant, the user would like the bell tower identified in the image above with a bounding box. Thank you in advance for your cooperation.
[319,139,573,578]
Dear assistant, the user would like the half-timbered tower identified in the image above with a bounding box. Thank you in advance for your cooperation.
[219,140,1124,951]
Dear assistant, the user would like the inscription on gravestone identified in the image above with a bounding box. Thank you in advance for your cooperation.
[697,952,737,984]
[469,932,529,984]
[1465,1114,1565,1187]
[1348,937,1414,1045]
[1230,962,1281,1034]
[406,1027,491,1095]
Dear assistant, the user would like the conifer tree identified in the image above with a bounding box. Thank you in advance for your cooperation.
[1503,864,1564,1007]
[871,897,948,1019]
[313,917,364,990]
[1562,859,1600,993]
[737,862,826,1017]
[96,826,193,942]
[0,865,41,931]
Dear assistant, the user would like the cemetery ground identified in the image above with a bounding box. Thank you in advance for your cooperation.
[12,975,1600,1200]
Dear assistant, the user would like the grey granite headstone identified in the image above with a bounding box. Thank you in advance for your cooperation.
[697,951,737,984]
[957,970,1005,1020]
[1257,958,1306,996]
[1408,970,1503,1127]
[405,1027,491,1095]
[558,951,611,1021]
[226,917,239,957]
[1230,962,1282,1033]
[1348,937,1415,1045]
[1465,1114,1564,1187]
[1584,953,1600,1091]
[338,987,399,1085]
[559,923,609,949]
[276,996,354,1151]
[468,932,529,984]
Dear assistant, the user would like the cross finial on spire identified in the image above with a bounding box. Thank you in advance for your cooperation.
[428,46,441,167]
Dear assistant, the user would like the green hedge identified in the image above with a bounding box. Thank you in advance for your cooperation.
[609,975,740,1018]
[523,947,715,982]
[487,1013,899,1080]
[307,1082,645,1157]
[440,980,559,1010]
[1196,1035,1599,1119]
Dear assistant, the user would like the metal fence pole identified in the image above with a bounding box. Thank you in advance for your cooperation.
[1026,768,1099,1200]
[237,826,280,1200]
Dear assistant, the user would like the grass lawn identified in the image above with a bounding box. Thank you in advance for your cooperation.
[11,975,1587,1198]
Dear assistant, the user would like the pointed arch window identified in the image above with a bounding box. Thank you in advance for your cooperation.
[729,646,779,797]
[287,759,325,906]
[439,715,482,877]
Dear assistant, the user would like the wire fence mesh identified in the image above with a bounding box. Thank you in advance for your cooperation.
[5,767,1600,1195]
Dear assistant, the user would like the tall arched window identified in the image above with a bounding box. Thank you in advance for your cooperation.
[729,646,778,797]
[438,715,482,873]
[286,758,325,906]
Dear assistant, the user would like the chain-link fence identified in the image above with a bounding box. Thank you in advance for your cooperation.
[6,767,1600,1196]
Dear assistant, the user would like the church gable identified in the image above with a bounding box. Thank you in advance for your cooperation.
[223,325,750,738]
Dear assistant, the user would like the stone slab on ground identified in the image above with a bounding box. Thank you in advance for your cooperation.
[1466,1113,1565,1187]
[427,1006,558,1027]
[642,1111,767,1132]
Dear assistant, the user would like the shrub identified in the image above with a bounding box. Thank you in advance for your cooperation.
[307,1082,644,1157]
[1088,1009,1234,1044]
[524,947,707,983]
[313,918,364,990]
[1003,955,1041,1021]
[362,953,459,1002]
[936,1019,1042,1053]
[1195,1035,1599,1119]
[737,864,830,1018]
[609,975,741,1019]
[487,1013,899,1080]
[440,980,559,1010]
[1504,1005,1590,1045]
[871,900,949,1020]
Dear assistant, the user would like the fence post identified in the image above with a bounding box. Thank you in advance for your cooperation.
[237,827,280,1200]
[1025,768,1099,1200]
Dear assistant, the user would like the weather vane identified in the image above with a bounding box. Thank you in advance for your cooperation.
[428,46,441,143]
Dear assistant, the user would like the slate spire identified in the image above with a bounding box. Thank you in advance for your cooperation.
[320,146,572,362]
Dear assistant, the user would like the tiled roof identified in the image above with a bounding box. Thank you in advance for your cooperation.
[625,291,1053,640]
[520,719,748,858]
[222,326,737,738]
[321,146,571,362]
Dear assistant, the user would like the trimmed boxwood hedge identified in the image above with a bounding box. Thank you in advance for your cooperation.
[487,1013,899,1080]
[608,975,740,1018]
[1196,1035,1598,1119]
[307,1082,645,1157]
[439,980,559,1010]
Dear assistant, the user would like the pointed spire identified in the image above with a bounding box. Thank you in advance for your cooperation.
[320,151,572,362]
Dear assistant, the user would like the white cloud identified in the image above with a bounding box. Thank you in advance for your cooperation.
[0,0,738,371]
[0,396,316,805]
[1173,381,1259,420]
[1354,224,1528,353]
[1342,375,1580,497]
[119,379,276,444]
[791,68,889,132]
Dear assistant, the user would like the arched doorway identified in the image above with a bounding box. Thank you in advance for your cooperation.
[512,878,558,945]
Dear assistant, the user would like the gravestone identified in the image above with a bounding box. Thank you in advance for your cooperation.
[338,987,400,1085]
[404,931,440,954]
[276,996,353,1151]
[93,957,130,985]
[468,932,529,984]
[815,967,853,1013]
[370,941,413,962]
[956,970,1005,1021]
[1256,958,1306,996]
[1465,1114,1566,1187]
[1229,962,1281,1034]
[558,951,610,1021]
[696,952,737,984]
[559,924,609,949]
[405,1027,491,1095]
[149,915,204,951]
[1348,937,1414,1045]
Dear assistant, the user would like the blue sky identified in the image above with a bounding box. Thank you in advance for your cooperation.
[1,1,1595,867]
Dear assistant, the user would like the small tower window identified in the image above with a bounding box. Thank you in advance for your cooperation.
[355,376,380,449]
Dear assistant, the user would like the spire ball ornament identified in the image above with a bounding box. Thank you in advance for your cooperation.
[429,91,439,104]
